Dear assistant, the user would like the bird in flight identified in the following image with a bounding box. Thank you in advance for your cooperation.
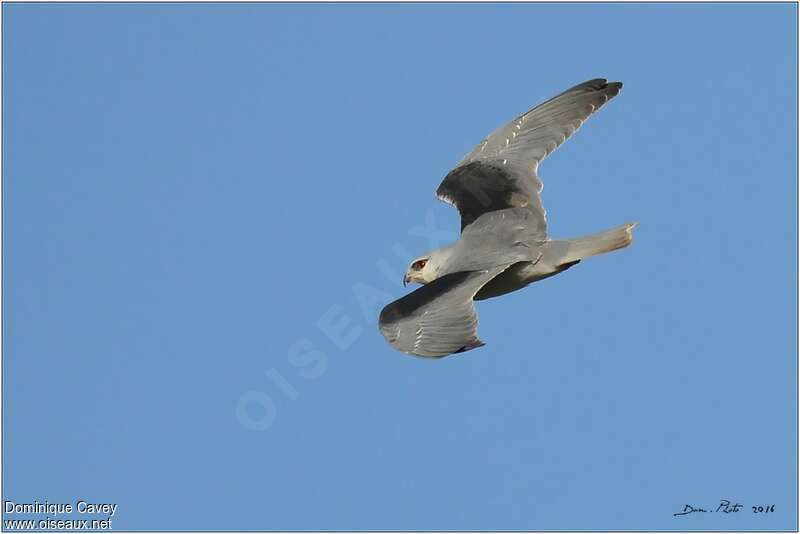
[378,78,636,358]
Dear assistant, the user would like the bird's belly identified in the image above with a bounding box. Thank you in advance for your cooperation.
[474,262,536,301]
[473,258,577,301]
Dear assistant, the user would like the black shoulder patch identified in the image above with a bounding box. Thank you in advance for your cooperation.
[437,161,529,230]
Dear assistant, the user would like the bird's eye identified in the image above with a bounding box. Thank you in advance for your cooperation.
[413,260,427,270]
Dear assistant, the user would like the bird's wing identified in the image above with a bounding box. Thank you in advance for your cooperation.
[440,209,544,275]
[378,266,509,358]
[437,79,623,233]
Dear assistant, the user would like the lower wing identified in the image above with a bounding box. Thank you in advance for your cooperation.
[378,266,509,358]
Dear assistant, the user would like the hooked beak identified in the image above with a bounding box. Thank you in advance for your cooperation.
[403,273,410,287]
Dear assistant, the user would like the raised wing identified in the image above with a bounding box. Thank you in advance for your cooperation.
[378,266,508,358]
[437,79,623,232]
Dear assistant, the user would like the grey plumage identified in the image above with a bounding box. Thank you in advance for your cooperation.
[379,78,635,358]
[379,267,508,358]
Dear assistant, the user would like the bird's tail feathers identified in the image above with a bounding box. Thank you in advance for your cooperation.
[559,222,637,264]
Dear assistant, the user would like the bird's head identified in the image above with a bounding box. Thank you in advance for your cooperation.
[403,257,434,286]
[403,246,453,286]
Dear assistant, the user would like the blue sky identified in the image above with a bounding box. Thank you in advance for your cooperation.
[3,3,797,531]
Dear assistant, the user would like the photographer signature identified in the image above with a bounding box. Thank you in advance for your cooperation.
[674,500,775,517]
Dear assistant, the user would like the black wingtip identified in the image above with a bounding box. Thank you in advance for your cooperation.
[581,78,608,89]
[560,79,623,105]
[454,340,485,354]
[582,79,623,100]
[604,81,623,97]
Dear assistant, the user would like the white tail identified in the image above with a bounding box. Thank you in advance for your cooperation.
[559,222,637,264]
